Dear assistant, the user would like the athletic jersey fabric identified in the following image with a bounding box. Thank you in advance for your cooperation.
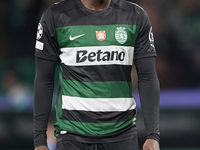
[34,0,158,147]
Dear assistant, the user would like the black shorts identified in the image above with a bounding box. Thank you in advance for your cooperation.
[56,138,139,150]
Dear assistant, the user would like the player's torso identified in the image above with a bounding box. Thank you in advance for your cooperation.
[53,0,139,136]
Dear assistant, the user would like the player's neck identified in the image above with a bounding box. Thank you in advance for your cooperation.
[81,0,111,10]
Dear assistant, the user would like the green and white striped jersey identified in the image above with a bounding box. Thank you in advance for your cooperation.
[35,0,156,141]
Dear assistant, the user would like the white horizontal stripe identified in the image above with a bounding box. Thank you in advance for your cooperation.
[62,95,136,112]
[59,45,134,66]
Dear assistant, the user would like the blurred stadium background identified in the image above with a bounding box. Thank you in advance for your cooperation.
[0,0,200,149]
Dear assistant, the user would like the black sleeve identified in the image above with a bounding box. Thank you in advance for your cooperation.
[134,7,156,60]
[134,57,160,142]
[35,7,60,61]
[33,57,57,148]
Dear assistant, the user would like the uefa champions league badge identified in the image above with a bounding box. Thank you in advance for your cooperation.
[115,27,127,44]
[36,23,43,40]
[35,23,44,50]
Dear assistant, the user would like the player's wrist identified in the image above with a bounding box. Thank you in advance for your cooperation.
[34,141,48,149]
[146,133,160,143]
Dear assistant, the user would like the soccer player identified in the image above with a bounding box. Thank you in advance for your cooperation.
[34,0,160,150]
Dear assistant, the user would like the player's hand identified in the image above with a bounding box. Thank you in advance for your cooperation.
[35,146,50,150]
[143,139,160,150]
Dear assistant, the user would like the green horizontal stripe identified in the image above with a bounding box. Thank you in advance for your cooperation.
[54,117,136,135]
[56,24,139,48]
[55,64,135,135]
[60,79,132,98]
[58,62,132,98]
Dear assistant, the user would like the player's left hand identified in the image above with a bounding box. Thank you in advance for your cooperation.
[143,139,160,150]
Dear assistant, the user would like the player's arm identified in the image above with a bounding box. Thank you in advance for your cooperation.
[34,7,59,149]
[34,57,57,149]
[134,57,160,150]
[133,6,160,150]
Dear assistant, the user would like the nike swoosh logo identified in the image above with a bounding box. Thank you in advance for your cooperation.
[70,34,86,41]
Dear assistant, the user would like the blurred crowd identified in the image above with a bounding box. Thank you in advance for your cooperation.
[0,0,200,104]
[0,0,60,110]
[139,0,200,89]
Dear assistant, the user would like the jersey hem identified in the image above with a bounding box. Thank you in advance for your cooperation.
[56,122,137,144]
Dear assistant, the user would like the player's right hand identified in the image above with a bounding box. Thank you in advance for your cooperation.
[143,139,160,150]
[35,146,50,150]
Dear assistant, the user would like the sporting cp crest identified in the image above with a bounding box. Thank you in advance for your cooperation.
[96,31,106,41]
[115,27,127,44]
